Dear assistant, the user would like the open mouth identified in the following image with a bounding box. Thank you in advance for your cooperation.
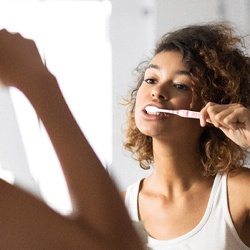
[145,109,169,117]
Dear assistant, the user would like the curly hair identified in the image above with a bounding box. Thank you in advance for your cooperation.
[123,22,250,176]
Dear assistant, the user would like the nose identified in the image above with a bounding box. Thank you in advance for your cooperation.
[151,85,168,100]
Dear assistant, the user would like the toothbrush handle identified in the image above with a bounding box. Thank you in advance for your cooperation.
[177,110,200,119]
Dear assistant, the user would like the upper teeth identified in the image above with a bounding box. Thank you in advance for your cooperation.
[147,112,166,116]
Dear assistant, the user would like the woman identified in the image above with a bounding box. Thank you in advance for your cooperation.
[123,23,250,249]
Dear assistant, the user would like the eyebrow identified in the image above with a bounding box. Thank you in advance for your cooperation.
[146,64,190,76]
[146,64,161,70]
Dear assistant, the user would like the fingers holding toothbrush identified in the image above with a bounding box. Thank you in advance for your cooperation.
[200,102,250,148]
[200,102,247,128]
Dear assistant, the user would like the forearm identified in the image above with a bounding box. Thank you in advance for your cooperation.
[0,29,143,248]
[21,70,142,248]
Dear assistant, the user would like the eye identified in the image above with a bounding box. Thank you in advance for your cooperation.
[144,78,156,84]
[173,83,189,91]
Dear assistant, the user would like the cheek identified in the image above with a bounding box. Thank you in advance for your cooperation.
[175,94,195,110]
[134,97,148,134]
[134,89,144,114]
[172,98,192,110]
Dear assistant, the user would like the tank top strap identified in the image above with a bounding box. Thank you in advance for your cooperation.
[125,178,143,221]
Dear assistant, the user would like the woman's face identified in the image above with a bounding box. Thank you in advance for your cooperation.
[135,51,203,140]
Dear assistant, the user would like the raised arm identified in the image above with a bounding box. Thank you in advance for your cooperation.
[0,30,143,249]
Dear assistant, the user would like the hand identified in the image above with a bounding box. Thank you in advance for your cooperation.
[200,102,250,148]
[0,29,47,91]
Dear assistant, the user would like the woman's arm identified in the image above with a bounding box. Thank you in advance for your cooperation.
[0,29,143,249]
[200,102,250,148]
[200,102,250,246]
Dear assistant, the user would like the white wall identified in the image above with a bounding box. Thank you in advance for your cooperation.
[156,0,219,38]
[0,87,41,197]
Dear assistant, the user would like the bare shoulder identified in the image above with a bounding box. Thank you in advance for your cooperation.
[227,167,250,246]
[227,167,250,215]
[228,166,250,187]
[228,167,250,194]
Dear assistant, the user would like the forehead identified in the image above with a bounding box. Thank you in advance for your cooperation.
[145,51,191,79]
[148,51,190,72]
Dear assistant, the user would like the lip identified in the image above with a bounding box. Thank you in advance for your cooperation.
[143,103,169,113]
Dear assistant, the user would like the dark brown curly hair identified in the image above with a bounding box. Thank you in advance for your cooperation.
[123,22,250,176]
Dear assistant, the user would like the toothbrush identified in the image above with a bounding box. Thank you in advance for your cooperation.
[145,106,200,119]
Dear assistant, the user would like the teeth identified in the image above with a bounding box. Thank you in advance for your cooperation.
[147,112,166,116]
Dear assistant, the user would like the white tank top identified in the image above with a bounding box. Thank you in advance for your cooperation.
[125,174,250,250]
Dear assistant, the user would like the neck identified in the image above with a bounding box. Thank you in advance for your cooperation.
[148,138,211,195]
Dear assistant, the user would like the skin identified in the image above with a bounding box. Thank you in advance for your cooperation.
[123,51,250,245]
[0,30,144,249]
